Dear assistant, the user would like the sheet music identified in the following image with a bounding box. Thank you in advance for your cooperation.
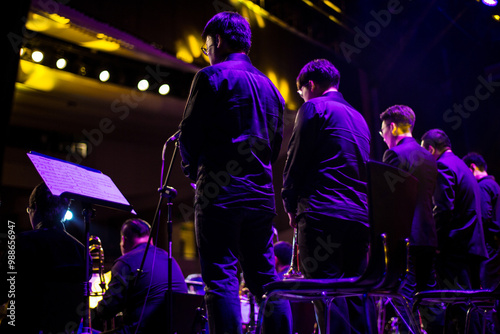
[27,152,132,210]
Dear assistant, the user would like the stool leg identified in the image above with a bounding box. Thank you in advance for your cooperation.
[324,297,333,334]
[464,303,473,334]
[389,297,422,334]
[362,293,375,334]
[375,297,389,333]
[255,296,268,334]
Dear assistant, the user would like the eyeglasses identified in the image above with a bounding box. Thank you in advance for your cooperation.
[297,82,311,98]
[201,44,214,56]
[379,124,388,137]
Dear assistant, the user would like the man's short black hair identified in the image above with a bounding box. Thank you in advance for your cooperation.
[463,152,487,172]
[202,11,251,54]
[274,241,292,265]
[421,129,452,152]
[296,59,340,90]
[380,105,415,132]
[121,218,151,240]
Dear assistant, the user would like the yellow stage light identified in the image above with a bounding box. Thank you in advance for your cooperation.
[323,0,342,13]
[187,35,202,58]
[176,45,194,63]
[18,60,57,91]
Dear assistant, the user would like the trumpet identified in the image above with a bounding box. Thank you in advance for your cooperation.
[284,227,303,279]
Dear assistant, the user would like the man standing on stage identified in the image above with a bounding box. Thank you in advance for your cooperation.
[178,11,291,334]
[421,129,488,333]
[463,152,500,290]
[282,58,372,334]
[379,105,438,331]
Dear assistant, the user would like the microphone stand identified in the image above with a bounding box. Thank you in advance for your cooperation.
[136,134,179,334]
[82,202,95,334]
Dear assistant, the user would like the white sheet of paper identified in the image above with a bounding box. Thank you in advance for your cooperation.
[27,152,133,211]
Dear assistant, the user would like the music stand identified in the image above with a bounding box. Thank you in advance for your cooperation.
[27,151,135,334]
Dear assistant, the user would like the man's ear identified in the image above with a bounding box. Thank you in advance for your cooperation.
[390,122,398,136]
[309,80,316,92]
[470,163,477,172]
[215,34,221,48]
[421,142,435,155]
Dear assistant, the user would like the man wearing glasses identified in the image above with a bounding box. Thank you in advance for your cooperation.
[178,11,291,334]
[0,182,88,334]
[282,59,372,334]
[379,105,439,332]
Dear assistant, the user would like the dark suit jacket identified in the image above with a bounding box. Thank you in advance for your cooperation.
[478,175,500,248]
[383,137,438,247]
[282,91,371,224]
[0,226,89,334]
[433,151,488,258]
[179,53,284,213]
[95,243,188,332]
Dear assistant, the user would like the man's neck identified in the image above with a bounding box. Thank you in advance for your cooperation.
[436,149,452,160]
[475,170,489,180]
[132,238,151,249]
[394,133,412,146]
[322,87,338,95]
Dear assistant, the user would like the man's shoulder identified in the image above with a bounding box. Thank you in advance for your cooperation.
[200,56,257,75]
[394,138,433,158]
[119,244,168,262]
[479,175,500,191]
[199,60,274,87]
[441,152,473,175]
[17,228,83,246]
[437,152,458,168]
[16,229,37,239]
[309,91,349,108]
[307,92,364,120]
[394,137,417,149]
[439,153,479,187]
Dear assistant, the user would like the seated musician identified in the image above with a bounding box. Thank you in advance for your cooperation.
[92,218,188,333]
[273,241,292,280]
[0,182,89,334]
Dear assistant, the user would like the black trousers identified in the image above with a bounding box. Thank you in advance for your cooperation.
[195,205,292,334]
